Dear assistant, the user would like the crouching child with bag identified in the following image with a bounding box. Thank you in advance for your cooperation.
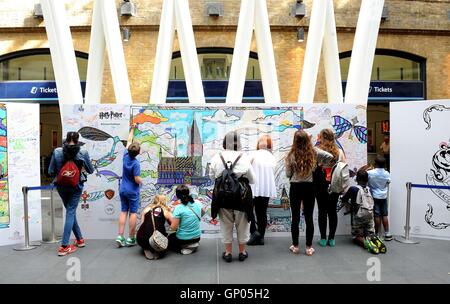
[137,195,172,260]
[340,169,386,254]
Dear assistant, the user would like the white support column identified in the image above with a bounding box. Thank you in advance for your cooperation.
[150,0,176,104]
[345,0,384,105]
[254,0,281,104]
[85,0,106,104]
[298,0,327,103]
[174,0,205,104]
[100,0,132,104]
[322,0,343,104]
[226,0,255,104]
[40,0,83,108]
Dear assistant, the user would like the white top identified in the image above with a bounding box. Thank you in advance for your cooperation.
[249,149,277,198]
[209,150,255,184]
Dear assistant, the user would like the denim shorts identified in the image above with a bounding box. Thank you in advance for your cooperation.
[374,198,388,217]
[119,192,140,213]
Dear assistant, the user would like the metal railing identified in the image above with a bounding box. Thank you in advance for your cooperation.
[396,182,450,244]
[13,185,60,251]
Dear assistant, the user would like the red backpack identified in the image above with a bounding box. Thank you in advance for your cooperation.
[57,160,80,187]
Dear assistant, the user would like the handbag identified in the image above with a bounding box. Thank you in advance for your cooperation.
[148,208,168,252]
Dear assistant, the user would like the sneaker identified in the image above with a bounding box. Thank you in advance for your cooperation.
[144,250,160,260]
[58,245,77,256]
[384,233,393,241]
[181,248,194,255]
[247,231,261,246]
[74,238,85,248]
[328,239,336,247]
[318,239,327,247]
[115,235,125,248]
[364,237,379,254]
[222,252,232,263]
[371,235,387,254]
[184,242,200,250]
[125,237,137,247]
[238,251,249,261]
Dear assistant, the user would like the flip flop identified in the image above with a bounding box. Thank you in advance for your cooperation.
[306,247,315,256]
[289,245,300,254]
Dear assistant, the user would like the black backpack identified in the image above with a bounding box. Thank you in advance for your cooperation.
[213,153,244,207]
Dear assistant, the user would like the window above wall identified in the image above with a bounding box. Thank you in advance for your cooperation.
[168,47,264,103]
[0,48,88,81]
[340,49,426,102]
[169,48,261,81]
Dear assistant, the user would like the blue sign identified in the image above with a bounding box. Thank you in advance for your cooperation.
[0,81,86,102]
[168,80,264,103]
[342,81,425,102]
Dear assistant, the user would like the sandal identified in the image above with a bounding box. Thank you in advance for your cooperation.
[306,247,315,256]
[289,245,300,254]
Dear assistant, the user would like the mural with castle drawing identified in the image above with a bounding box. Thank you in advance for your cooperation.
[62,104,368,239]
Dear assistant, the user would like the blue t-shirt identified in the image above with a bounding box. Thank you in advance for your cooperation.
[120,151,141,195]
[368,168,391,199]
[172,201,202,240]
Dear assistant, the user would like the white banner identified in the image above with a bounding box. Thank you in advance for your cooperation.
[0,103,41,246]
[391,100,450,240]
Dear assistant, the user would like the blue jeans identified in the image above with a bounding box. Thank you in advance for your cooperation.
[57,186,83,246]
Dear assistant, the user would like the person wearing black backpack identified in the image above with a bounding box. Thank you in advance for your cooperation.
[48,131,94,256]
[209,131,255,263]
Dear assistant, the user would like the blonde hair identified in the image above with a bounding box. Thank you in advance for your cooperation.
[286,130,317,179]
[144,195,170,214]
[318,129,340,161]
[257,135,273,151]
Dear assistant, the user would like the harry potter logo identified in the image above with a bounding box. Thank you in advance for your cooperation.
[99,111,123,120]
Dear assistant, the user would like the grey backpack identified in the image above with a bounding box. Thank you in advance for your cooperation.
[329,161,350,194]
[355,186,374,221]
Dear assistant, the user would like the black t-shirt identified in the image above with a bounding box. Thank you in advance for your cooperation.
[137,207,167,250]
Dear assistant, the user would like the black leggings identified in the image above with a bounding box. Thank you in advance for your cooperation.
[290,182,315,247]
[168,234,200,253]
[315,183,339,240]
[250,196,270,237]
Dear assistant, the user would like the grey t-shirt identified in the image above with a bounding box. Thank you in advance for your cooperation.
[285,147,335,183]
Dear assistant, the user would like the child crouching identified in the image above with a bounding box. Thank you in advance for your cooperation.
[341,169,386,254]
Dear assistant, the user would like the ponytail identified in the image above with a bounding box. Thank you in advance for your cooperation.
[179,194,195,205]
[175,184,194,205]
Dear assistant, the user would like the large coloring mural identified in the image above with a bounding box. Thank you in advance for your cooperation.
[63,104,367,239]
[0,105,8,229]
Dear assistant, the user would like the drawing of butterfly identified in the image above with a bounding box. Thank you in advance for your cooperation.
[332,116,368,144]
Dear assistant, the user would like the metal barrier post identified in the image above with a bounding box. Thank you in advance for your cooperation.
[395,182,420,244]
[14,187,40,251]
[41,186,60,244]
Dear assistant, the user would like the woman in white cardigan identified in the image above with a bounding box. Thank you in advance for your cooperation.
[247,135,277,246]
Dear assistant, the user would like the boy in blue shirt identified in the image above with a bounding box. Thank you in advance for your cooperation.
[116,123,142,247]
[368,156,392,241]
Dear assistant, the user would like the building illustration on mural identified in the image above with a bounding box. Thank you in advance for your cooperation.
[157,117,212,187]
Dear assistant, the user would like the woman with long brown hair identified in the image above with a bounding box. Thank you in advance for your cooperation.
[315,129,346,248]
[285,130,334,256]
